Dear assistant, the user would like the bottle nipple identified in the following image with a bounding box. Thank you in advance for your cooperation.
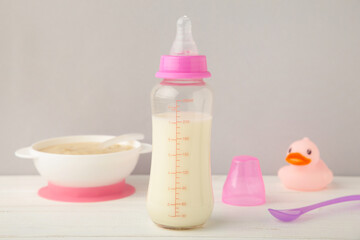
[170,16,199,56]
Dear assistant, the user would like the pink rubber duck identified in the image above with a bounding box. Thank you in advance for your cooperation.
[278,137,333,191]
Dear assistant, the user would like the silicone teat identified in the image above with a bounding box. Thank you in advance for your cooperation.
[170,16,199,56]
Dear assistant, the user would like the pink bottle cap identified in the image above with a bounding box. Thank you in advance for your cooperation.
[155,55,211,79]
[38,180,135,202]
[222,156,266,206]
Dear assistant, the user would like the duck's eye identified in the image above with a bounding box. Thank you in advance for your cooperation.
[307,149,312,155]
[288,148,292,153]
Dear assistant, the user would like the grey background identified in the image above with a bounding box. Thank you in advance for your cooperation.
[1,0,360,176]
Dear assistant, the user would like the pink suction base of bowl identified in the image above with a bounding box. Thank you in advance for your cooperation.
[38,180,135,202]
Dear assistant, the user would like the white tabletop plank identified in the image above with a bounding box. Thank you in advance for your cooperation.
[0,175,359,239]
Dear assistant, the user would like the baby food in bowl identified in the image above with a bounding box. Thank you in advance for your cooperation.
[15,135,152,202]
[39,142,133,155]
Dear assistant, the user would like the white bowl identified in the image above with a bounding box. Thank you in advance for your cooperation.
[15,135,152,188]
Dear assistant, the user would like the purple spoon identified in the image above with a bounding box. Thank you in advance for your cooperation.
[268,195,360,222]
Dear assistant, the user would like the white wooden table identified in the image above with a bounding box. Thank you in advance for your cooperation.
[0,175,359,240]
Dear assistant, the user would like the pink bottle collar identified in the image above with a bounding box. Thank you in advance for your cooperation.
[155,55,211,79]
[160,79,205,86]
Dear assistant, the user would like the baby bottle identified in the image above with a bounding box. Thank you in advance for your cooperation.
[147,16,213,229]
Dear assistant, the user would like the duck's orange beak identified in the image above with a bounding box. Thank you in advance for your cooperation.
[286,152,311,165]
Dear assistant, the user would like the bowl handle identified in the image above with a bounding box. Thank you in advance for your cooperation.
[15,147,33,159]
[140,143,152,154]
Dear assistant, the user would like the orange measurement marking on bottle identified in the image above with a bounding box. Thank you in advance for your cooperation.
[166,99,193,218]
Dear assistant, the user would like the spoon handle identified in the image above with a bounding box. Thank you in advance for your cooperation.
[299,195,360,213]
